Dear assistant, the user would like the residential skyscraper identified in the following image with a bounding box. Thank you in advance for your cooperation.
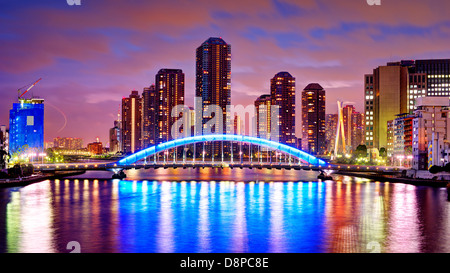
[142,84,157,148]
[341,105,365,152]
[351,111,365,150]
[325,114,338,154]
[196,37,231,135]
[255,94,272,139]
[155,69,185,143]
[271,72,296,146]
[122,90,142,154]
[196,37,231,156]
[109,120,121,154]
[301,83,326,155]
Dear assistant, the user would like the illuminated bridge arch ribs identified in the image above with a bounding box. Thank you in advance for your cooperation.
[115,134,328,167]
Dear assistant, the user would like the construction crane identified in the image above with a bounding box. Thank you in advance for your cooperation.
[17,78,42,100]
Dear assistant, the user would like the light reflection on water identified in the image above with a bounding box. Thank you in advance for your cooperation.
[0,168,449,253]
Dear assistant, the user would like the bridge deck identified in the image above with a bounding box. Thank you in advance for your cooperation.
[34,162,403,174]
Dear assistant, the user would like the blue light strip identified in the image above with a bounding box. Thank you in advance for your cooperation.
[117,134,328,167]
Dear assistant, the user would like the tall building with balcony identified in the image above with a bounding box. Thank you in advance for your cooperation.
[301,83,326,155]
[142,84,157,148]
[196,37,231,156]
[271,72,296,146]
[155,69,185,143]
[255,94,272,139]
[9,98,44,155]
[196,37,231,135]
[392,113,414,166]
[387,120,394,159]
[325,114,338,154]
[122,90,142,154]
[109,120,121,154]
[351,111,365,150]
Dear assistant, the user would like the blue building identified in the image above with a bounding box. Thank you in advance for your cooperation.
[9,98,44,155]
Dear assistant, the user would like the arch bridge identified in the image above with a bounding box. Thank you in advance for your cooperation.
[33,135,403,179]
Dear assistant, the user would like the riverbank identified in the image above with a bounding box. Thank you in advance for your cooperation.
[336,171,449,187]
[0,170,86,188]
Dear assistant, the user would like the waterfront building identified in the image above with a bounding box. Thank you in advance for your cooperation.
[196,37,231,156]
[109,120,121,154]
[155,69,185,143]
[122,90,142,154]
[364,62,409,150]
[0,125,7,152]
[196,37,231,135]
[9,98,44,155]
[142,84,157,148]
[325,114,338,154]
[412,97,450,170]
[271,72,296,146]
[87,141,103,155]
[392,113,414,167]
[255,94,272,139]
[386,120,394,159]
[301,83,325,155]
[365,59,450,150]
[53,137,83,150]
[416,59,450,97]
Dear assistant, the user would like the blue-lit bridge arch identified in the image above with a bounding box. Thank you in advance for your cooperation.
[117,134,328,167]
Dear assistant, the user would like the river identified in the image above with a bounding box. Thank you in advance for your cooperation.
[0,168,449,253]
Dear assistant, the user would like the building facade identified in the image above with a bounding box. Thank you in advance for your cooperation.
[301,83,326,155]
[196,37,231,156]
[9,98,44,155]
[155,69,185,143]
[122,90,142,154]
[109,120,121,154]
[392,113,414,167]
[325,114,338,154]
[255,94,272,139]
[53,137,83,150]
[142,84,157,148]
[365,59,450,150]
[196,37,231,135]
[412,97,450,170]
[87,142,103,155]
[271,72,296,146]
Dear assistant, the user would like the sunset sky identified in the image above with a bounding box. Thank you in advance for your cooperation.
[1,0,450,146]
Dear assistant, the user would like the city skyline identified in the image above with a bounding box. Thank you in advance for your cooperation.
[2,0,450,145]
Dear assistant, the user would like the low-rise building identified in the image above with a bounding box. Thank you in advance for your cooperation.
[412,97,450,170]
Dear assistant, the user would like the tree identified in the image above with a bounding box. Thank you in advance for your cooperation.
[354,145,367,158]
[379,147,387,158]
[0,148,7,169]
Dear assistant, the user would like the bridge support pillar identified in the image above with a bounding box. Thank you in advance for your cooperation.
[112,170,126,179]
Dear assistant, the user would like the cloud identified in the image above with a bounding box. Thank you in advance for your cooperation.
[1,0,450,143]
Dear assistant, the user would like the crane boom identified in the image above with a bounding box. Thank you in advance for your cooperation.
[18,78,42,99]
